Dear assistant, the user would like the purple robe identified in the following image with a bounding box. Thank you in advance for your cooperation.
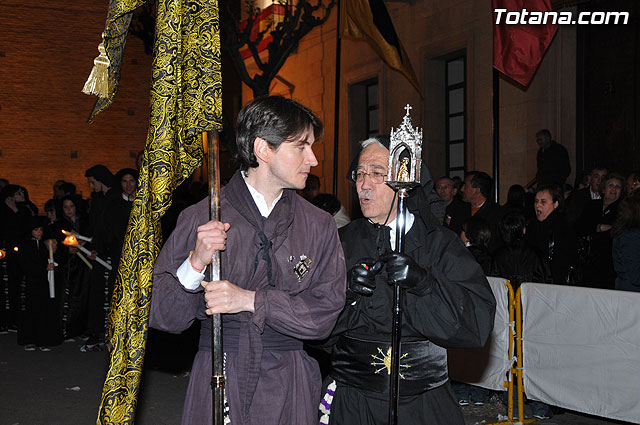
[150,171,346,425]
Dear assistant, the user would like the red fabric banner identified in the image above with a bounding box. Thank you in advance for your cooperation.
[493,0,558,86]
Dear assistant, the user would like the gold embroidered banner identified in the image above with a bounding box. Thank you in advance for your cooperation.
[90,0,222,423]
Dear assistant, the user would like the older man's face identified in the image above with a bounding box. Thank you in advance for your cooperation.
[355,144,397,225]
[435,178,455,205]
[589,169,607,193]
[536,134,551,149]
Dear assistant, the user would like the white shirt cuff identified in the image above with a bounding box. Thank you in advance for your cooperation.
[176,257,205,290]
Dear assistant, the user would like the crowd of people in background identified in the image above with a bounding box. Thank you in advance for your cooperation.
[1,129,639,371]
[431,129,640,419]
[0,166,139,352]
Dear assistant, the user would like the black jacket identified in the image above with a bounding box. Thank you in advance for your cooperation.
[526,210,577,284]
[491,239,550,290]
[536,140,571,186]
[444,197,471,236]
[334,217,496,348]
[474,200,506,253]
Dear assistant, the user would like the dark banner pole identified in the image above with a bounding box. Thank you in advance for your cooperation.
[206,130,224,425]
[493,68,500,204]
[332,2,342,196]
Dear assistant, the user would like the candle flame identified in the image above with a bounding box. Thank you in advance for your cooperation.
[13,246,19,252]
[0,249,5,259]
[62,235,79,247]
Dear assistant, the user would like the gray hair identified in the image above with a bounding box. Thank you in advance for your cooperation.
[361,137,386,150]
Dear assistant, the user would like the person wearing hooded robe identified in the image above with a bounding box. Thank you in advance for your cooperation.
[16,216,63,350]
[81,165,118,350]
[104,168,138,294]
[320,136,496,425]
[149,96,346,425]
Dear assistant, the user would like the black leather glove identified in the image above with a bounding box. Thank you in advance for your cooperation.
[347,257,383,299]
[379,251,432,295]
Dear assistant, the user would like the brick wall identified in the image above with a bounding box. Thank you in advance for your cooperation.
[0,0,152,210]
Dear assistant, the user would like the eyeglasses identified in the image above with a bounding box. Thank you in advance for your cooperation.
[351,170,387,184]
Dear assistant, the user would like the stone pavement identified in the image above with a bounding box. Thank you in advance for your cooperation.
[0,330,633,425]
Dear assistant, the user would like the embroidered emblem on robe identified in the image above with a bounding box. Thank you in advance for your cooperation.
[290,254,313,281]
[371,347,410,378]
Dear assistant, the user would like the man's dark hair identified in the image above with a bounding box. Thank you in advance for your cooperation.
[462,215,491,250]
[311,193,341,215]
[465,171,493,199]
[304,173,320,190]
[60,182,76,196]
[451,175,462,191]
[536,183,563,204]
[498,211,526,245]
[85,165,114,188]
[115,168,139,185]
[235,96,323,171]
[301,173,321,201]
[505,184,526,210]
[44,199,56,212]
[536,129,552,139]
[1,184,22,200]
[61,194,85,217]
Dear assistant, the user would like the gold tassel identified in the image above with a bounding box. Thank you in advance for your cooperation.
[82,40,110,98]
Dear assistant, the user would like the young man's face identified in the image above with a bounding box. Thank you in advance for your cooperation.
[534,190,558,222]
[266,127,318,191]
[435,178,456,204]
[87,176,101,193]
[355,144,397,225]
[32,227,43,240]
[13,188,25,203]
[121,174,137,197]
[62,199,76,219]
[46,209,57,222]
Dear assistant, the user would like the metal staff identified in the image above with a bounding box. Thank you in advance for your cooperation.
[206,130,224,425]
[385,105,422,425]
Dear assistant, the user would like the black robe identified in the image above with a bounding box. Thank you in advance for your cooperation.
[575,199,620,289]
[325,215,496,425]
[17,238,62,347]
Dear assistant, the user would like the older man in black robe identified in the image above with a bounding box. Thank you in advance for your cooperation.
[150,96,346,425]
[320,137,495,425]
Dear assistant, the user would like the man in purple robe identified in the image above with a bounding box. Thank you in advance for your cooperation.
[150,96,347,425]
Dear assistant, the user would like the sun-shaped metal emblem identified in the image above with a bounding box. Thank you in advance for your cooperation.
[371,347,410,379]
